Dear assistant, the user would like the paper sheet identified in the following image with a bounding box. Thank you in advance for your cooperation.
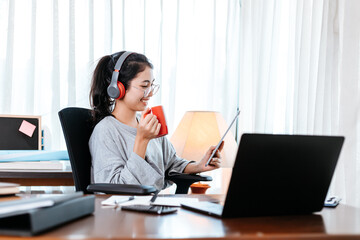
[101,195,199,207]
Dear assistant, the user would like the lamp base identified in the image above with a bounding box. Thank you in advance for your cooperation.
[190,183,211,194]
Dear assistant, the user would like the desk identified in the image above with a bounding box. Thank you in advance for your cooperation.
[0,169,74,186]
[0,194,359,239]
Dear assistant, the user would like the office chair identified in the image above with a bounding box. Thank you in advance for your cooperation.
[58,107,212,194]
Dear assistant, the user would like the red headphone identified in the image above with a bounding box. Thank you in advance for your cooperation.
[107,51,133,99]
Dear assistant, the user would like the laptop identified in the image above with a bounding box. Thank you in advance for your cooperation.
[181,134,344,218]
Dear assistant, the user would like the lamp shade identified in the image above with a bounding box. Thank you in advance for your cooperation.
[170,111,238,168]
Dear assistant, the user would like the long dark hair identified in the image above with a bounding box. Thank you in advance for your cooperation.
[89,51,153,124]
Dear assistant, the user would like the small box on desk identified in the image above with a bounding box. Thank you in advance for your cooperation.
[0,195,94,236]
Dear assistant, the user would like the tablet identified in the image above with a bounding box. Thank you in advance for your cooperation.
[205,110,240,167]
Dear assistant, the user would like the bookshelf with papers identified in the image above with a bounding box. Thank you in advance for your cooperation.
[0,150,70,170]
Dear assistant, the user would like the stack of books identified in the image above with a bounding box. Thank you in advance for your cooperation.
[0,182,20,196]
[0,150,69,170]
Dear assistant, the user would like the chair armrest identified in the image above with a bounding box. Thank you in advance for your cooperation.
[166,173,212,182]
[166,173,212,194]
[86,183,157,195]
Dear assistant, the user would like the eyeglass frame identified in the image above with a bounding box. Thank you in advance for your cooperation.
[130,83,160,98]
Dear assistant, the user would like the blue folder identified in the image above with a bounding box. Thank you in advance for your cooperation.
[0,150,69,162]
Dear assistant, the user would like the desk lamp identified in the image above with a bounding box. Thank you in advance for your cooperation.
[170,111,238,193]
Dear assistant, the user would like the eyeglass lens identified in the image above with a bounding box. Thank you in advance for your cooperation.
[144,84,160,97]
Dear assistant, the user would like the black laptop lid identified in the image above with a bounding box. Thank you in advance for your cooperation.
[222,134,344,218]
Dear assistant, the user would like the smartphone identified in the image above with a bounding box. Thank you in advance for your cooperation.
[121,205,178,215]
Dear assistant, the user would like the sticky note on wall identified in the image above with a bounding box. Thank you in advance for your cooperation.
[19,120,37,137]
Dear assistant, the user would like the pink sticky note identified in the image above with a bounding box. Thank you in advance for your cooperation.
[19,120,37,137]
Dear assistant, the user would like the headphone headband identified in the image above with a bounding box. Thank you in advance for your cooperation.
[107,51,134,99]
[114,51,133,71]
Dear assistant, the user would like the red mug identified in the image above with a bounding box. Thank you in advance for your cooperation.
[144,105,168,137]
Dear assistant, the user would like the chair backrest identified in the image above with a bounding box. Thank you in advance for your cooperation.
[58,107,94,193]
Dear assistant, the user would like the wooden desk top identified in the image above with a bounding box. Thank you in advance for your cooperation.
[1,194,360,240]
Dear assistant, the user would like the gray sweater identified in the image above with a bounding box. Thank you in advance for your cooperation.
[89,116,191,190]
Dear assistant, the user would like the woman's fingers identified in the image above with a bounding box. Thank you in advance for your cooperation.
[143,115,160,137]
[214,150,222,159]
[141,107,152,120]
[218,141,225,152]
[155,123,161,135]
[208,157,221,168]
[148,115,159,129]
[138,110,161,139]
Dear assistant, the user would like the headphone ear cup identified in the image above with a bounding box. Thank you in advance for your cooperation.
[117,81,126,99]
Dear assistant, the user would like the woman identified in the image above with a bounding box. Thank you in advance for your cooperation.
[89,51,223,190]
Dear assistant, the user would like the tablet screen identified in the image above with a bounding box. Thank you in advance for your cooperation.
[205,110,240,166]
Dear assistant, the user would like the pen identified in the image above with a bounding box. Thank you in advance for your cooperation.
[150,190,159,203]
[115,196,134,205]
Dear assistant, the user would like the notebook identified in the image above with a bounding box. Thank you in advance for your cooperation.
[181,134,344,218]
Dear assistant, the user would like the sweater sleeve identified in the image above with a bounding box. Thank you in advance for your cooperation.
[161,137,194,175]
[89,122,164,188]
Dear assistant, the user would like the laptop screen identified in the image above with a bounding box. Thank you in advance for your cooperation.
[222,134,344,218]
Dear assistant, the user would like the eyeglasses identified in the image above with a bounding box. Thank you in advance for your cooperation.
[131,83,160,98]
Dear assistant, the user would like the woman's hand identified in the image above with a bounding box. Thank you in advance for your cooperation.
[184,141,224,174]
[133,108,161,159]
[137,108,161,140]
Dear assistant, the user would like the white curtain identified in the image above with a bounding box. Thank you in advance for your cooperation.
[1,0,360,207]
[0,0,241,149]
[238,0,360,208]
